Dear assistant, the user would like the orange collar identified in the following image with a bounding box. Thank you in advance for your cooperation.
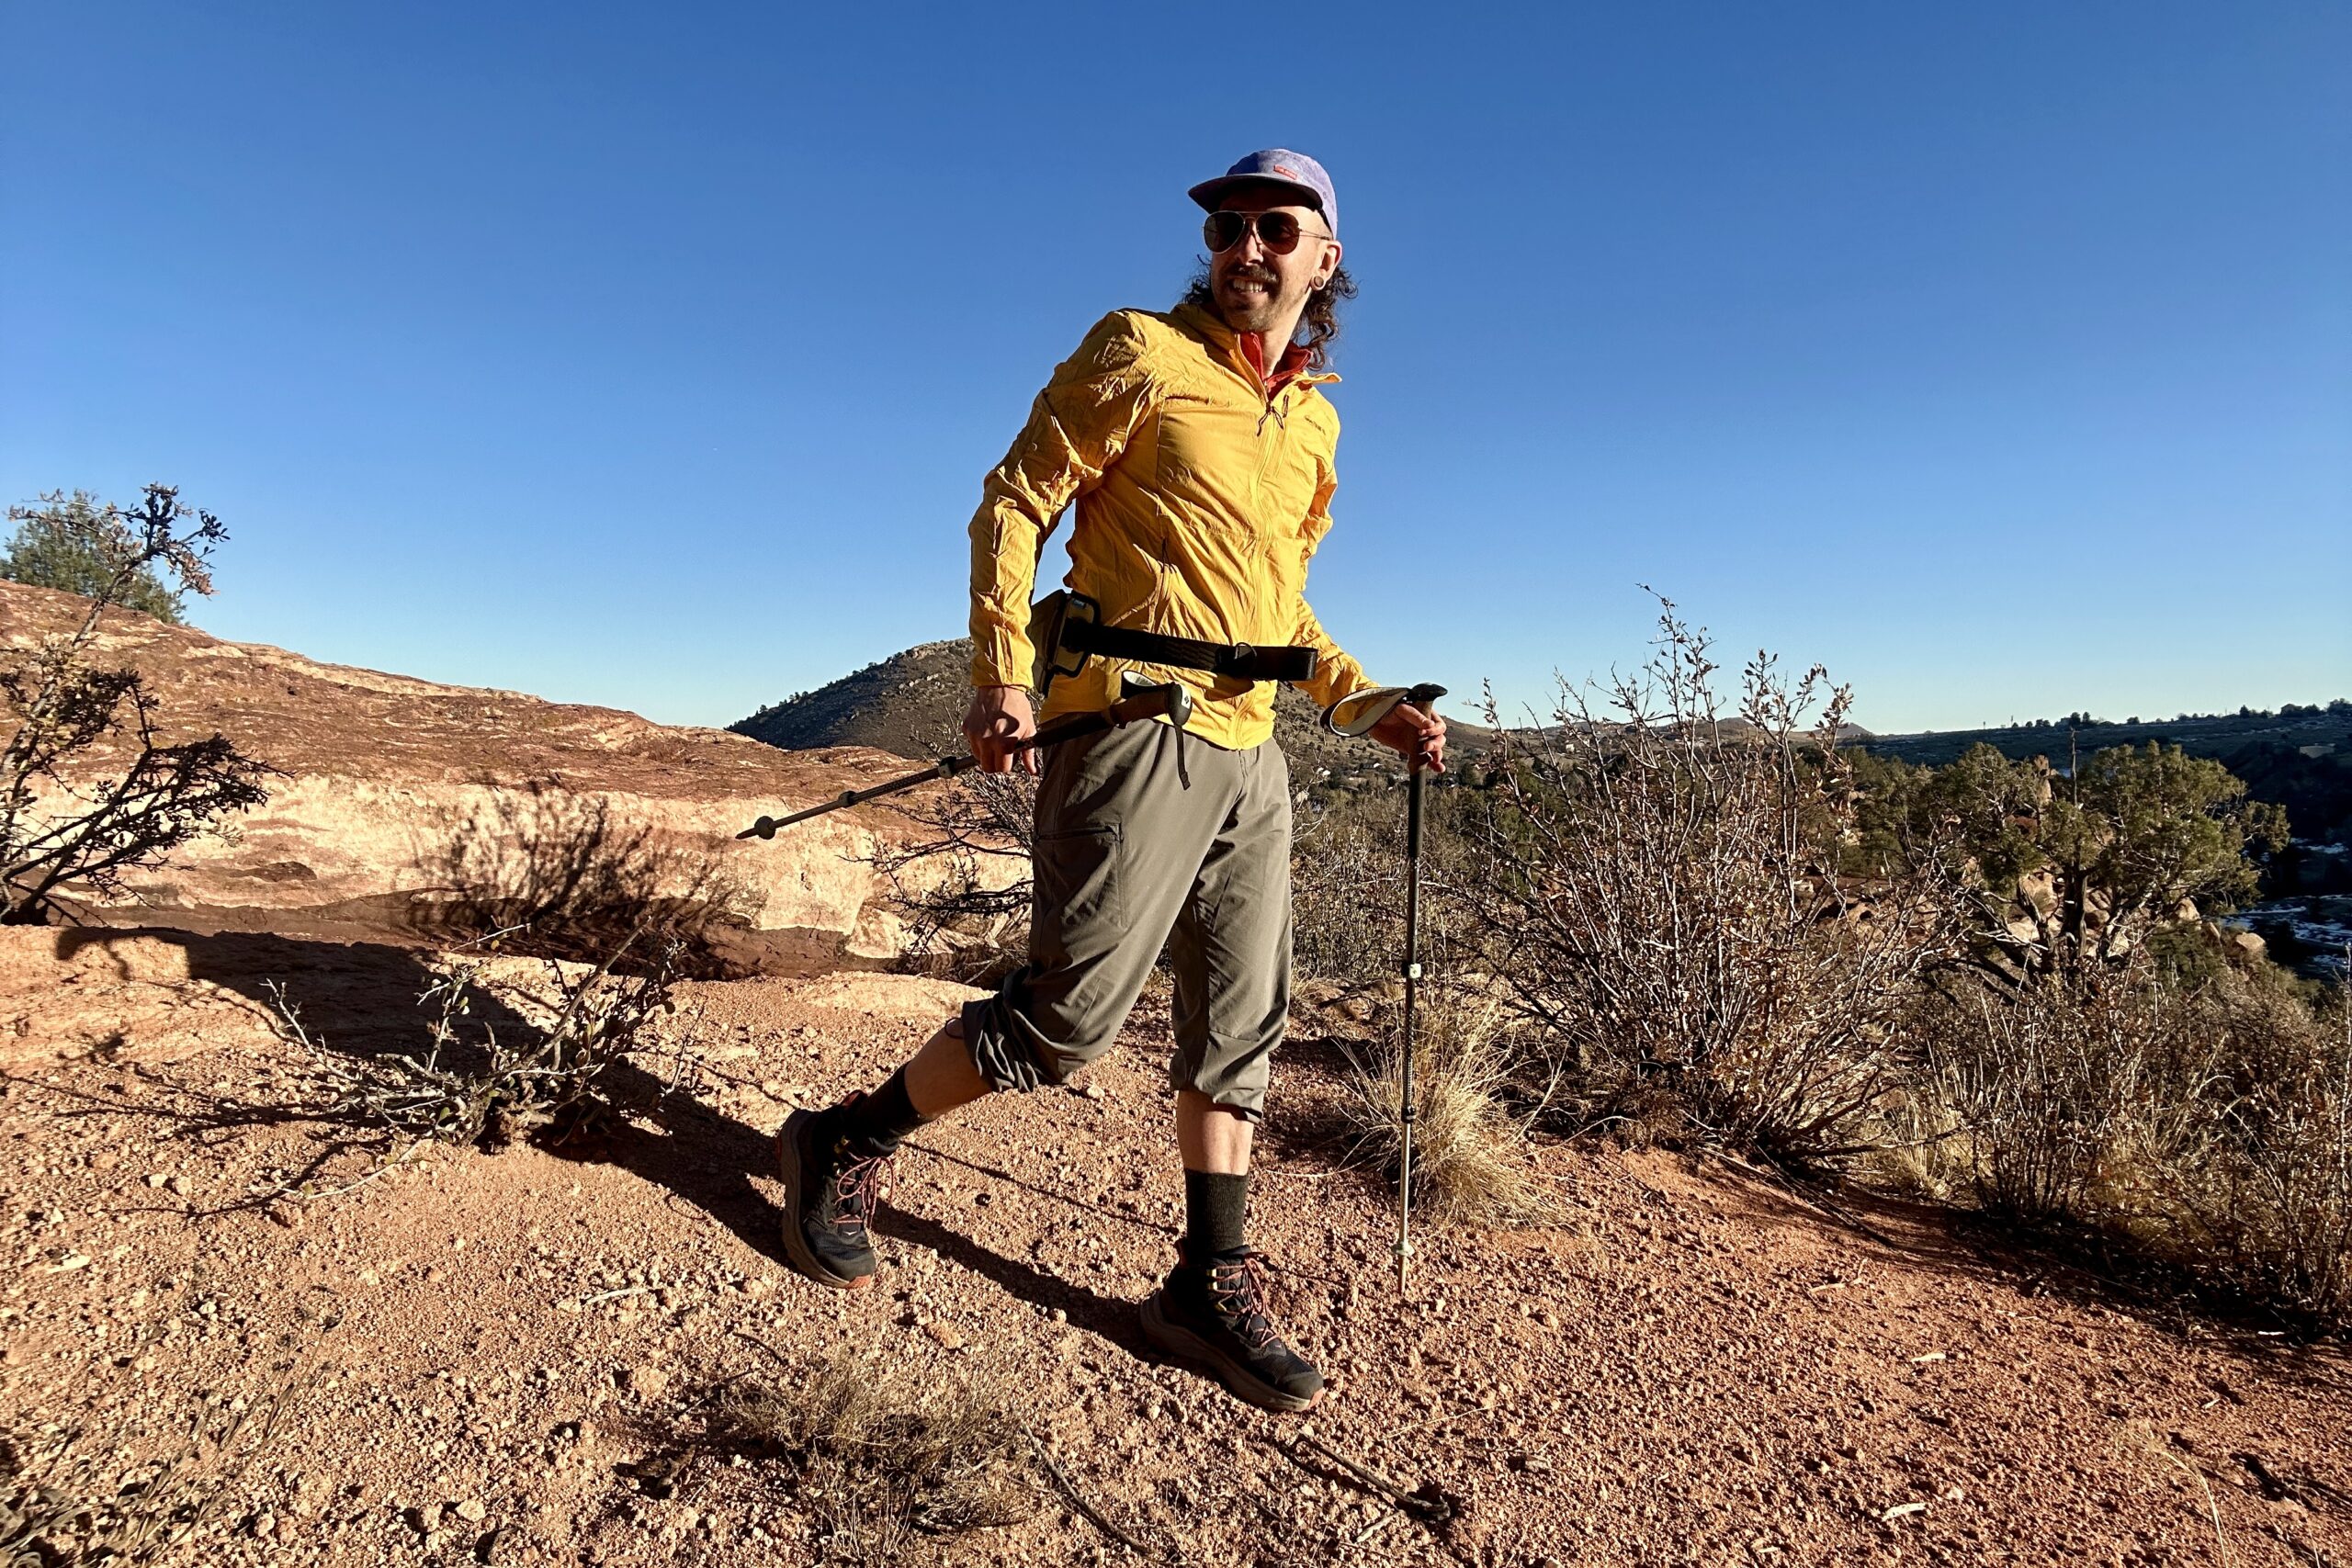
[1236,330,1313,395]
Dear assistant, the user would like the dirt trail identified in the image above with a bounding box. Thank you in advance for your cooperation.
[5,926,2349,1566]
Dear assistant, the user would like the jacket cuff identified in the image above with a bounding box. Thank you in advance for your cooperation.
[970,629,1033,690]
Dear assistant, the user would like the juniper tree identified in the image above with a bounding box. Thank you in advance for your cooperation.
[1,485,270,922]
[3,490,187,623]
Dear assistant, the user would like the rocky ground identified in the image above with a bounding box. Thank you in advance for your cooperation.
[6,925,2351,1567]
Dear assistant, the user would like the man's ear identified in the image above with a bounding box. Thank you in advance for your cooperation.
[1313,239,1343,288]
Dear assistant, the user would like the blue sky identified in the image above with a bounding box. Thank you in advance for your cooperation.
[4,3,2346,736]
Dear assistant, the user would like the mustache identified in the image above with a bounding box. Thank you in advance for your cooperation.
[1221,264,1280,285]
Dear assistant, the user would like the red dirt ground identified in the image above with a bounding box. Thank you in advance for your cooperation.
[5,926,2349,1566]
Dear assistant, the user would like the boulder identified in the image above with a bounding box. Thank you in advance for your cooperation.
[2016,869,2059,919]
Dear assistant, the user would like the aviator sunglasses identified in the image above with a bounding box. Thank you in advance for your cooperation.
[1202,209,1334,255]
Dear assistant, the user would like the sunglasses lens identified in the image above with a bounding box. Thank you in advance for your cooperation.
[1258,212,1301,254]
[1204,211,1247,253]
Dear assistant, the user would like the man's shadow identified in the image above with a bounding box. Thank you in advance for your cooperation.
[560,1066,1162,1352]
[50,924,1154,1351]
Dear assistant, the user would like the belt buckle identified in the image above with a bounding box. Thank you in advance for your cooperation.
[1227,640,1255,676]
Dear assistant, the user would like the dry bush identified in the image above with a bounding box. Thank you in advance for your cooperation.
[866,765,1036,984]
[1905,958,2228,1224]
[271,931,684,1153]
[2191,967,2352,1318]
[1463,598,1963,1167]
[1290,784,1486,987]
[1290,790,1401,985]
[428,783,755,978]
[1,485,269,924]
[700,1345,1035,1555]
[1336,989,1562,1225]
[1906,954,2352,1322]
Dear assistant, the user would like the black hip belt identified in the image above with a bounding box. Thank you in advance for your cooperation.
[1061,619,1318,683]
[1030,590,1317,691]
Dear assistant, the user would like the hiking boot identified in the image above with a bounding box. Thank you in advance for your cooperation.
[775,1101,890,1290]
[1139,1246,1324,1413]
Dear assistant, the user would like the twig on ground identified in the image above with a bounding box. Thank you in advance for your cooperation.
[1026,1428,1180,1564]
[1279,1429,1455,1523]
[578,1284,657,1307]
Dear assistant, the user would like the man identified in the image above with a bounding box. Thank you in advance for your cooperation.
[775,149,1444,1414]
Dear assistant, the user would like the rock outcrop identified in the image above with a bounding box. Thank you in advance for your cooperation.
[1,580,952,974]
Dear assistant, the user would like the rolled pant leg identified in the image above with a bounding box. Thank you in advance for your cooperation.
[961,720,1245,1092]
[1167,739,1293,1119]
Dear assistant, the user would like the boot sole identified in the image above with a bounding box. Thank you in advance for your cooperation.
[1138,1292,1322,1414]
[775,1111,873,1292]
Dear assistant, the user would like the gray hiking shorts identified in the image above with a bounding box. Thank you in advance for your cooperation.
[960,717,1292,1119]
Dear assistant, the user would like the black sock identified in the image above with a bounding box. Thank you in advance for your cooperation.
[836,1069,923,1158]
[1183,1169,1250,1260]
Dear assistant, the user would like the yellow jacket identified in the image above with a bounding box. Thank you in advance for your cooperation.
[967,302,1374,751]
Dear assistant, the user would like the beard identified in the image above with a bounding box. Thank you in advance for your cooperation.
[1211,260,1302,334]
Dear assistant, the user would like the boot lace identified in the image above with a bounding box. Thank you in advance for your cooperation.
[830,1152,889,1232]
[1204,1251,1283,1353]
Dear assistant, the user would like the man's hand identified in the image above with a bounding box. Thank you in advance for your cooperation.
[965,685,1038,774]
[1368,702,1446,773]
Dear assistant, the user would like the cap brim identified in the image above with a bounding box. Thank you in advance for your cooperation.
[1187,174,1326,217]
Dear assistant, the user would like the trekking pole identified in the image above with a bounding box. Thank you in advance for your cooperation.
[737,680,1193,840]
[1396,750,1427,1291]
[1318,682,1447,1292]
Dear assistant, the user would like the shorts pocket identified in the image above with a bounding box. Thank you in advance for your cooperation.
[1033,821,1124,942]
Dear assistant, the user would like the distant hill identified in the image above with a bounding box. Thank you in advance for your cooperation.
[1858,707,2351,770]
[1859,705,2352,850]
[732,639,977,762]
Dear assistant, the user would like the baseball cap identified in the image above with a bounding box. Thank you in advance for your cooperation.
[1187,149,1338,237]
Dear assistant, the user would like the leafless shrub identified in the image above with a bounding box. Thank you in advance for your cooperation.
[699,1344,1036,1555]
[1291,790,1404,985]
[1906,957,2227,1224]
[1337,989,1562,1224]
[865,766,1036,984]
[270,931,685,1154]
[2213,968,2352,1318]
[1907,953,2352,1322]
[1,485,270,924]
[427,783,755,977]
[1461,597,1963,1167]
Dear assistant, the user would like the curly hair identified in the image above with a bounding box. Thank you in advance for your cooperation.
[1180,263,1359,371]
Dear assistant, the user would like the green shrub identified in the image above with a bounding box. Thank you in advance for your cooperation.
[3,490,187,623]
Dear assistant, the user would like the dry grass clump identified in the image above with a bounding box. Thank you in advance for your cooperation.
[700,1345,1036,1554]
[1,1391,288,1566]
[1338,991,1562,1225]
